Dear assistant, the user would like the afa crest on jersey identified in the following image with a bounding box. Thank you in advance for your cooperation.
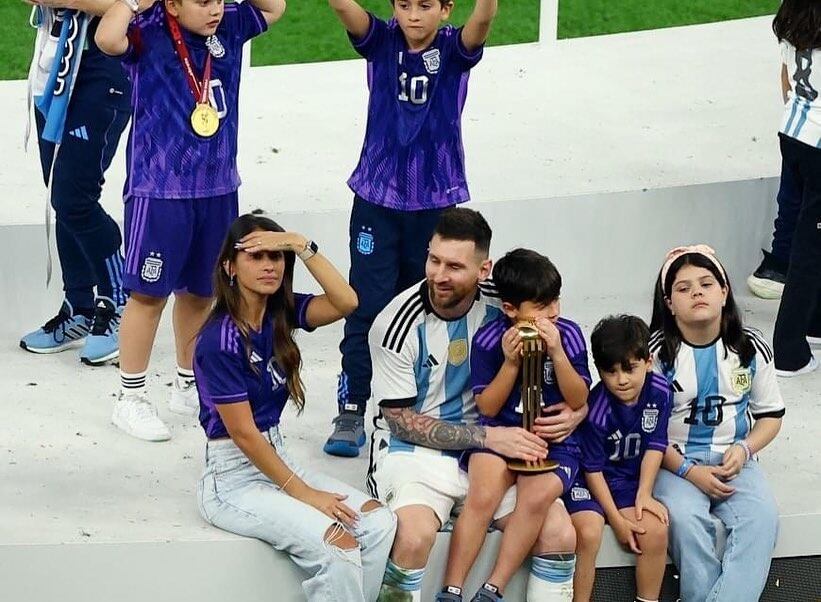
[543,358,555,384]
[448,339,468,366]
[731,368,752,394]
[205,34,225,59]
[140,252,163,283]
[422,48,441,74]
[641,407,659,433]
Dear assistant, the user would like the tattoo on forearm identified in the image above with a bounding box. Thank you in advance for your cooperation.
[383,407,486,450]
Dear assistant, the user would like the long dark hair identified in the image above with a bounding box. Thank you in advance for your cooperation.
[207,211,306,411]
[650,253,754,371]
[773,0,821,50]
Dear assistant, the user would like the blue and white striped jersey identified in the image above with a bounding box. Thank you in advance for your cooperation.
[780,41,821,148]
[649,328,785,456]
[369,280,503,457]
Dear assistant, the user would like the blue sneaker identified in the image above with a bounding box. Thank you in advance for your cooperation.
[470,584,503,602]
[80,297,122,366]
[20,300,91,354]
[323,412,366,457]
[436,586,464,601]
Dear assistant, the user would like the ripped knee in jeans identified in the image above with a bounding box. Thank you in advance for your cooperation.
[323,523,361,567]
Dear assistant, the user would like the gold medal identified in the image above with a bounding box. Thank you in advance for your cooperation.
[191,103,219,138]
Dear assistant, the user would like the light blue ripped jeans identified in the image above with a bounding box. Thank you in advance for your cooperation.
[197,426,397,601]
[654,449,779,602]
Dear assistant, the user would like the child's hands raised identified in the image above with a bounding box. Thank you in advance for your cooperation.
[535,317,561,355]
[501,326,523,366]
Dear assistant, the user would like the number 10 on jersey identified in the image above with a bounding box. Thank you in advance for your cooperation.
[398,72,429,105]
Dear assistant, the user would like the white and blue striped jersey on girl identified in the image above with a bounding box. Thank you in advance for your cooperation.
[649,328,785,456]
[369,280,503,458]
[780,41,821,148]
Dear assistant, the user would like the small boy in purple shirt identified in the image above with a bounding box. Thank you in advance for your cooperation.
[564,315,672,602]
[96,0,285,441]
[439,249,590,602]
[324,0,499,458]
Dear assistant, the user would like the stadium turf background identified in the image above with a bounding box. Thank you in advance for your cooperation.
[1,0,779,80]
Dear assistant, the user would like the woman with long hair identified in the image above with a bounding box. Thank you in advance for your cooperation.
[648,246,785,601]
[194,211,396,601]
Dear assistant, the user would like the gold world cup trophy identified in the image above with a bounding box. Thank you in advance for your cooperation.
[507,322,559,473]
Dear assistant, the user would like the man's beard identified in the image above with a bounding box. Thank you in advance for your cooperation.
[429,283,467,310]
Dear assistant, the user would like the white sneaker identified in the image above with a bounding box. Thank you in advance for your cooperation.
[112,391,172,441]
[169,377,199,416]
[775,355,819,378]
[807,336,821,348]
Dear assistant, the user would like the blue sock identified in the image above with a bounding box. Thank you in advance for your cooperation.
[378,559,423,601]
[527,553,576,600]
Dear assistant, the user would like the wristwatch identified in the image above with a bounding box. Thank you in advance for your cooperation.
[119,0,139,13]
[298,240,319,261]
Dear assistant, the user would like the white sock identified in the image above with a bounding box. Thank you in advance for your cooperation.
[120,370,147,396]
[176,366,195,388]
[527,553,576,601]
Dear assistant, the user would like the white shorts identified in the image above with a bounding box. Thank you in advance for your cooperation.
[367,430,516,527]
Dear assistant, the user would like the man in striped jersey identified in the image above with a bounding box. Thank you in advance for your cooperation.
[366,208,586,601]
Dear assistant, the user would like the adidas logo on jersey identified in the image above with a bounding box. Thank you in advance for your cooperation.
[608,429,623,442]
[423,354,439,368]
[249,351,263,363]
[68,126,89,140]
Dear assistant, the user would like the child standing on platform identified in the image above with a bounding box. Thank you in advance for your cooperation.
[20,2,131,366]
[96,0,285,441]
[771,0,821,376]
[564,315,671,602]
[325,0,498,457]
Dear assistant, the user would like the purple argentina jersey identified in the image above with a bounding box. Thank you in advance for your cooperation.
[580,373,672,491]
[122,1,267,198]
[471,316,592,454]
[348,14,483,211]
[194,294,314,439]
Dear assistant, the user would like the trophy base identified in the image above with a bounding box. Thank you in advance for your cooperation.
[507,458,560,474]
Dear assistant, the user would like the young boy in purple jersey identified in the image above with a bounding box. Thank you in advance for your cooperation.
[324,0,499,458]
[564,315,671,602]
[439,249,589,602]
[96,0,285,441]
[194,211,396,601]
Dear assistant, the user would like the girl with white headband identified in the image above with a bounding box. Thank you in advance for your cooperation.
[648,245,785,602]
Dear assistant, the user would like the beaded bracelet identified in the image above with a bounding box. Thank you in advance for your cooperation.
[737,440,753,462]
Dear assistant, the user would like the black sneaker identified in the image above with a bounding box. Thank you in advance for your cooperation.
[747,249,787,300]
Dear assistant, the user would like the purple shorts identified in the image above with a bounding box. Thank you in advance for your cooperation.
[563,476,638,516]
[123,192,238,298]
[462,448,579,496]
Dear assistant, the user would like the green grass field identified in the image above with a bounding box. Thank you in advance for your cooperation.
[0,0,779,80]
